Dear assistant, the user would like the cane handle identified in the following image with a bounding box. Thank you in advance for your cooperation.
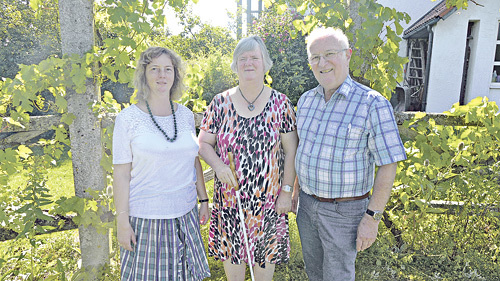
[228,151,239,191]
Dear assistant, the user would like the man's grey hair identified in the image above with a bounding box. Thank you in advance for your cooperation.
[306,27,350,56]
[230,35,273,73]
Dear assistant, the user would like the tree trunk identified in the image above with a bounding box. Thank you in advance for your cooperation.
[58,0,109,278]
[347,0,370,85]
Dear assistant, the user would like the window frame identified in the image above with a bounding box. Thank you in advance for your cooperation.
[492,21,500,85]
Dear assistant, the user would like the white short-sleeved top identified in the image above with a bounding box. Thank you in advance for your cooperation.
[112,104,199,219]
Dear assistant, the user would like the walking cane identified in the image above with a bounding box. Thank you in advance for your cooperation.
[228,149,255,281]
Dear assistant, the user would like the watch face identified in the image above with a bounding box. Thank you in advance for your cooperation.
[282,185,292,192]
[367,209,383,221]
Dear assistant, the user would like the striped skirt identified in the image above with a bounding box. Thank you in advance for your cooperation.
[120,207,211,281]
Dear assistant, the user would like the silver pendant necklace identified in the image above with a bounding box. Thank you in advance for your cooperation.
[239,85,264,111]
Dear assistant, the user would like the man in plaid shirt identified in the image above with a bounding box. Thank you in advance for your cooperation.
[292,27,407,281]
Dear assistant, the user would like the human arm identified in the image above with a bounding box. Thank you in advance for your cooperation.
[195,156,210,225]
[198,129,238,188]
[276,130,298,215]
[113,163,136,251]
[356,162,397,251]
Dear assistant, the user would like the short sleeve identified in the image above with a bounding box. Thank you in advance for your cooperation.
[112,112,132,164]
[280,94,297,134]
[200,94,221,134]
[367,97,407,166]
[185,106,196,134]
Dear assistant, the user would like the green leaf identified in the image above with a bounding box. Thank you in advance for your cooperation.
[17,145,32,159]
[35,209,54,221]
[395,20,403,35]
[55,96,68,112]
[414,199,426,209]
[60,113,76,126]
[400,192,408,204]
[29,0,42,11]
[426,207,448,214]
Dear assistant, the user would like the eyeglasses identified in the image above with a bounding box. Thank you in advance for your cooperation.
[308,49,348,65]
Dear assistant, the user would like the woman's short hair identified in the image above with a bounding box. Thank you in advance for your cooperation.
[230,35,273,73]
[133,47,185,102]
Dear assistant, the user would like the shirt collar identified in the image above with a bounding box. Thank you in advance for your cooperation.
[313,75,354,99]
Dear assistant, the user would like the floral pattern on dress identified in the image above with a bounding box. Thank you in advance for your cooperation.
[200,89,296,267]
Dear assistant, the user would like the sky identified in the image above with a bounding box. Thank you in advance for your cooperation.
[164,0,239,35]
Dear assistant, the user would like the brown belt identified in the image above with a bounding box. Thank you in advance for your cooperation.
[311,192,370,203]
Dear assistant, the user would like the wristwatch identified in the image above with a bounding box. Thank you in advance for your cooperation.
[282,184,292,193]
[366,209,383,221]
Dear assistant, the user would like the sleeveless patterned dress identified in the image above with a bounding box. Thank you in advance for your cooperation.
[200,89,296,267]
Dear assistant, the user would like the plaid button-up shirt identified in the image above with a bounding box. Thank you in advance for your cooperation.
[295,76,407,198]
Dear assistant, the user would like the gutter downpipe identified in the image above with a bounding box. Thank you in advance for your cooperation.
[422,24,434,112]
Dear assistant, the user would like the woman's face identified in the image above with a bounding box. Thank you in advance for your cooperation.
[145,53,175,98]
[236,47,265,82]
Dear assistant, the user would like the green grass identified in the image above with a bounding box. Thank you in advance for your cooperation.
[0,230,81,280]
[6,159,74,206]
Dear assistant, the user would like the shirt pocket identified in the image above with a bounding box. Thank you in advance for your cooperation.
[347,125,366,146]
[345,124,368,160]
[325,123,367,161]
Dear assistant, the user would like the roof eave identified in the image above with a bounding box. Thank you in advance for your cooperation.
[403,18,440,39]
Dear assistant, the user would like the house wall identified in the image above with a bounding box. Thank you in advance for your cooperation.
[424,0,500,112]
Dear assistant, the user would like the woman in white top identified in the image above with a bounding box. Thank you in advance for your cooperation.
[112,47,211,280]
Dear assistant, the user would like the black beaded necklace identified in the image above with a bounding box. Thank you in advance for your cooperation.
[146,100,177,142]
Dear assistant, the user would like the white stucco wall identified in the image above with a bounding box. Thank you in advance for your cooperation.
[425,15,468,112]
[462,3,500,108]
[426,0,500,112]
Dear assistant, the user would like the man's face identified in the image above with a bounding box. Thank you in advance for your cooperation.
[308,35,352,95]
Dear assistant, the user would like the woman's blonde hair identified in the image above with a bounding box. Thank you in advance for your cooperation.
[133,47,185,102]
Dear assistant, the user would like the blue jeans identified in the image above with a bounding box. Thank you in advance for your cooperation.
[296,191,369,281]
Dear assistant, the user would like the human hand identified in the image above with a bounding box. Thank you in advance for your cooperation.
[276,190,292,215]
[117,220,136,251]
[214,163,238,188]
[199,202,210,225]
[356,214,380,252]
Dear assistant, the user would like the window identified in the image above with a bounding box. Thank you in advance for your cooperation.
[492,22,500,83]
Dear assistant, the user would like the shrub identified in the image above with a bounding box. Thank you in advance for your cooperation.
[385,97,500,279]
[250,5,317,105]
[193,51,238,104]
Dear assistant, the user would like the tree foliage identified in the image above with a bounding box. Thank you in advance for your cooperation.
[196,51,238,103]
[250,5,317,105]
[162,6,236,60]
[388,97,500,278]
[0,0,61,80]
[264,0,411,100]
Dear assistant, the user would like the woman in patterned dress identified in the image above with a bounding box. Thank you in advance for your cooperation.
[113,47,211,280]
[199,36,298,281]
